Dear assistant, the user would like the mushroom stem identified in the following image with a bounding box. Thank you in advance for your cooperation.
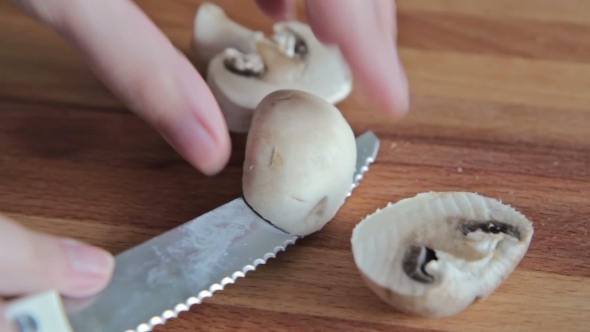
[460,220,522,240]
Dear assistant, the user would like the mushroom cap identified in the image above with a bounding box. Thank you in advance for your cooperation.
[351,191,534,318]
[242,89,357,236]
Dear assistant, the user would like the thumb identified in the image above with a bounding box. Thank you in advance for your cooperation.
[0,215,114,299]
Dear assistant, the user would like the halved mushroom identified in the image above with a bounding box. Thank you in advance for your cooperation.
[191,2,262,68]
[242,89,357,236]
[192,2,353,133]
[351,191,534,318]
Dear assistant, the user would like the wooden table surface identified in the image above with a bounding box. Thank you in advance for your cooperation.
[1,0,589,331]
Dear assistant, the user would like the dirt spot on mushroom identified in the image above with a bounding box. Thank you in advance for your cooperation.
[289,195,305,203]
[269,147,284,167]
[313,196,328,215]
[306,196,328,221]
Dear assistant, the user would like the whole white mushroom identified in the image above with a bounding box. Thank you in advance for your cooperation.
[192,2,352,133]
[242,89,357,236]
[351,191,534,318]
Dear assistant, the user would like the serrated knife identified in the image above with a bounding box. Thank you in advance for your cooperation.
[4,131,380,332]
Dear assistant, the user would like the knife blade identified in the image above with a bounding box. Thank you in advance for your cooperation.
[5,130,380,332]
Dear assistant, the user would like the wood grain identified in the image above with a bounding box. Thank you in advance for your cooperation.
[1,0,589,331]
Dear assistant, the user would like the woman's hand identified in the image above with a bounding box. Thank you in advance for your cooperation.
[10,0,408,177]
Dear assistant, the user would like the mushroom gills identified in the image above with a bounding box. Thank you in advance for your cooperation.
[460,220,521,240]
[402,245,438,284]
[272,27,308,58]
[222,48,266,77]
[221,27,308,79]
[350,191,535,318]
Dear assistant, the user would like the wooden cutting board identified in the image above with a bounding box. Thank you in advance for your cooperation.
[0,0,588,331]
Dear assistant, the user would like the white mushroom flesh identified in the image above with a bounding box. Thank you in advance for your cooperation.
[191,2,262,63]
[272,29,299,58]
[192,2,352,133]
[351,191,534,318]
[242,89,357,237]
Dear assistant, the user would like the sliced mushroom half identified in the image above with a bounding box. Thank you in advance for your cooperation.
[242,89,356,236]
[192,2,352,133]
[351,191,534,318]
[192,2,262,67]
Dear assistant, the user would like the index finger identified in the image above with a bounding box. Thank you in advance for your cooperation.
[14,0,232,175]
[304,0,409,119]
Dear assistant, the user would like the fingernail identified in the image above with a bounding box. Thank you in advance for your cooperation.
[172,63,230,175]
[62,239,114,276]
[160,112,221,176]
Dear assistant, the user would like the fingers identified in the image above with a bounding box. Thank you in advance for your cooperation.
[14,0,231,176]
[255,0,296,21]
[0,215,114,299]
[304,0,409,120]
[255,0,409,119]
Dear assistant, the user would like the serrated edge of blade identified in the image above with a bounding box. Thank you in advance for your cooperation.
[125,237,297,332]
[125,131,379,332]
[348,130,380,197]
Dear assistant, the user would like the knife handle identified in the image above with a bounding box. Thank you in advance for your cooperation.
[4,290,73,332]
